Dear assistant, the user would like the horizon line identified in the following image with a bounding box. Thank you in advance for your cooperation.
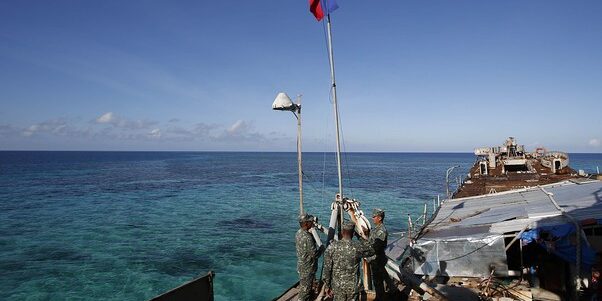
[1,150,601,155]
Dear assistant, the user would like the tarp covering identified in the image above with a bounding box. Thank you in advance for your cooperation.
[398,180,602,277]
[412,234,508,277]
[402,180,602,278]
[520,224,596,269]
[420,180,602,235]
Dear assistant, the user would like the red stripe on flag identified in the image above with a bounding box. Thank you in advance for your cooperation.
[309,0,324,21]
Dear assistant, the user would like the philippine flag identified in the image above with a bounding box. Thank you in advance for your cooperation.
[309,0,339,21]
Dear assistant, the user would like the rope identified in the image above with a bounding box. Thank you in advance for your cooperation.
[303,170,334,199]
[322,150,328,200]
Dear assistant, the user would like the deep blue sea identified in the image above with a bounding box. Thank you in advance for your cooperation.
[1,151,600,300]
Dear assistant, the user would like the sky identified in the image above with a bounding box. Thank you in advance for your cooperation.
[0,1,601,152]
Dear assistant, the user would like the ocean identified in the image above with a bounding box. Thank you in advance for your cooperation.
[1,151,600,300]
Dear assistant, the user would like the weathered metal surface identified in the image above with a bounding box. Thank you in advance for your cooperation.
[455,159,578,198]
[430,180,602,235]
[503,158,527,166]
[407,180,602,278]
[458,138,579,198]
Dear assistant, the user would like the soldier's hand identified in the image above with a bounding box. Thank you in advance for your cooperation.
[362,226,370,236]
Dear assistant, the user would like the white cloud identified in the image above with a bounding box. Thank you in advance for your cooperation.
[227,120,248,135]
[193,123,217,135]
[212,120,272,146]
[589,138,601,147]
[5,114,284,150]
[0,124,18,136]
[22,119,70,137]
[148,128,161,138]
[22,125,37,136]
[94,112,157,130]
[96,112,116,124]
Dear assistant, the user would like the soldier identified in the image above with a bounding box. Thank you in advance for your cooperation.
[322,222,374,301]
[368,208,394,301]
[296,213,322,301]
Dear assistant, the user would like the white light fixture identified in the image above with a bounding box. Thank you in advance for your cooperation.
[271,92,303,215]
[272,92,297,111]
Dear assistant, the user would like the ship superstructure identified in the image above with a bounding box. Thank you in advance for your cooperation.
[455,137,577,198]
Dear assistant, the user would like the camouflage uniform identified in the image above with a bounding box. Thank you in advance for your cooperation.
[296,214,320,301]
[369,208,393,301]
[322,223,374,301]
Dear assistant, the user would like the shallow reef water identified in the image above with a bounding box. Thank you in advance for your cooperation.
[0,151,600,300]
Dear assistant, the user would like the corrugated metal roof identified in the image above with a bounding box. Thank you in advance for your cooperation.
[421,180,602,238]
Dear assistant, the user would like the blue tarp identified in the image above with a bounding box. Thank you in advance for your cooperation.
[520,223,596,268]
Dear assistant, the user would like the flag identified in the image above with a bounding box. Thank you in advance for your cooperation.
[309,0,338,22]
[309,0,324,21]
[324,0,339,15]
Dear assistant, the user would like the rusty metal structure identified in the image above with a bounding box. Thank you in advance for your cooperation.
[455,137,576,199]
[389,138,602,301]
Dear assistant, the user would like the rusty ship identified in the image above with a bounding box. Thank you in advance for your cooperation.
[390,138,602,301]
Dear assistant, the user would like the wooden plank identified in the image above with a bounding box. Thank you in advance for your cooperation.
[507,288,532,301]
[272,281,299,301]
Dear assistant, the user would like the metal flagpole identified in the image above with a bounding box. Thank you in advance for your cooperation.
[325,14,344,225]
[324,8,373,294]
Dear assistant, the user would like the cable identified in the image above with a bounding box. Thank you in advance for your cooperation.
[303,170,334,199]
[338,114,354,199]
[322,150,327,200]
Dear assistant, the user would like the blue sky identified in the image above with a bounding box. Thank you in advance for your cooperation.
[0,1,600,152]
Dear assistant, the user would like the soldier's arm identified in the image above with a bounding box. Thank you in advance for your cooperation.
[314,245,325,258]
[300,233,314,255]
[310,235,323,258]
[321,245,334,288]
[372,229,387,252]
[359,239,375,258]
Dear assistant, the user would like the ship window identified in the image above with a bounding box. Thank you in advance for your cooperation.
[505,164,529,172]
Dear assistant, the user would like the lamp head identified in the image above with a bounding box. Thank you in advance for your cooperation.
[272,92,298,111]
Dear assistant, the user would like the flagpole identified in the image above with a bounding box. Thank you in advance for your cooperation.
[325,13,345,225]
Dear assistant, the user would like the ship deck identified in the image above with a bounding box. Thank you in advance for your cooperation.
[453,158,578,198]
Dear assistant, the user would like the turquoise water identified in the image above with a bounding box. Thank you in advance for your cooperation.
[1,151,600,300]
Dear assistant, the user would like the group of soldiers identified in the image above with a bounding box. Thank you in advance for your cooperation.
[295,208,394,301]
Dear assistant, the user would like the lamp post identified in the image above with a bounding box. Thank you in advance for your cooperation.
[272,92,304,215]
[446,165,460,199]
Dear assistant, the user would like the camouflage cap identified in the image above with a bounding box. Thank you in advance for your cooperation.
[342,222,355,232]
[298,213,314,223]
[372,208,385,218]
